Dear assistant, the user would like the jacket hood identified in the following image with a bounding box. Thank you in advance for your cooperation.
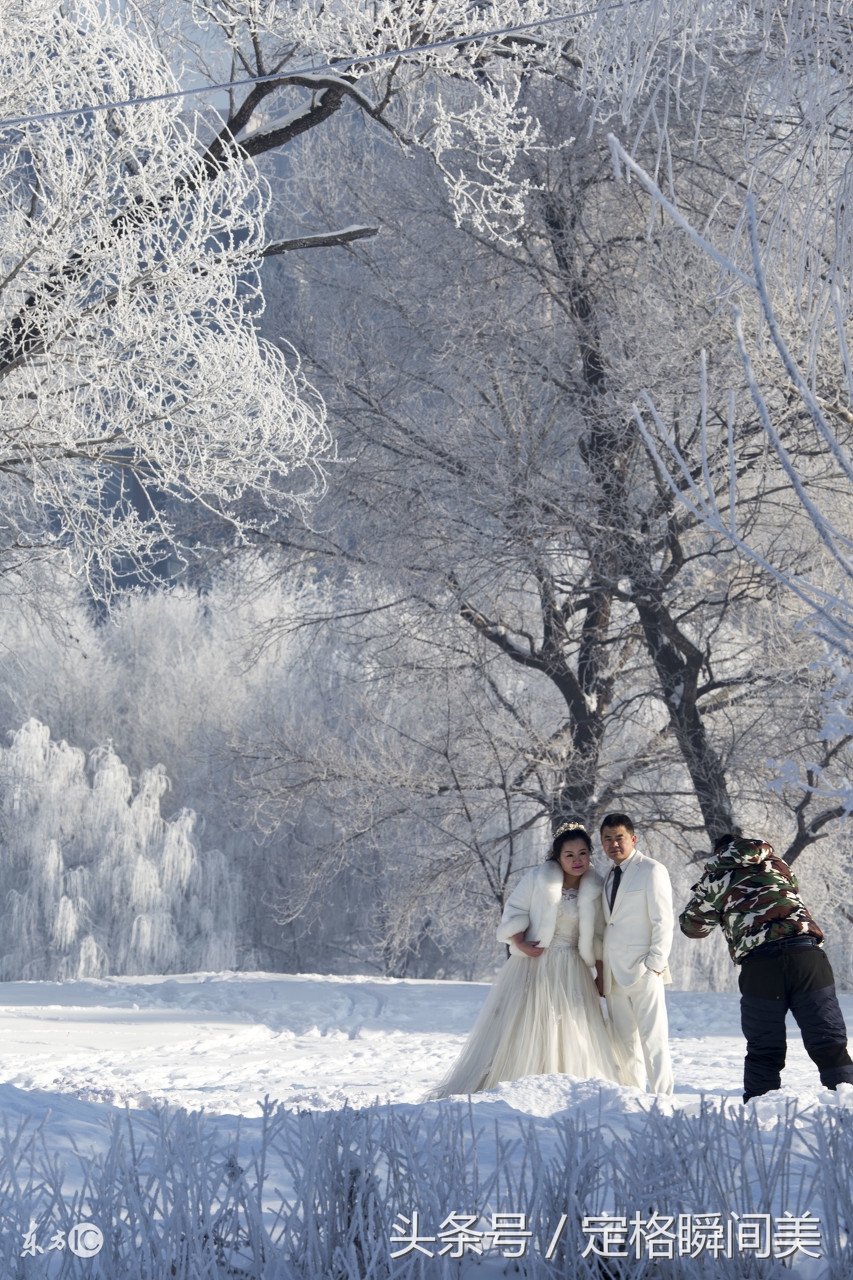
[705,837,774,872]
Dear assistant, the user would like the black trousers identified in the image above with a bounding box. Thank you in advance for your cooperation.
[738,943,853,1101]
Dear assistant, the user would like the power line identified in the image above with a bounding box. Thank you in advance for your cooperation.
[0,0,649,133]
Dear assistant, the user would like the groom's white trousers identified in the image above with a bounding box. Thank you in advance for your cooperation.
[606,971,674,1095]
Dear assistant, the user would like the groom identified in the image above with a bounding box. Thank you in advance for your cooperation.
[600,812,674,1095]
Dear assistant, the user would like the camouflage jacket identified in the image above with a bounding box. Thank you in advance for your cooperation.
[679,837,823,964]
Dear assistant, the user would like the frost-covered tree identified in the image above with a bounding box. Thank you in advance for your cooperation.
[0,719,237,979]
[227,0,853,958]
[621,155,853,853]
[253,105,820,840]
[161,0,853,295]
[0,561,401,973]
[0,0,334,592]
[5,0,847,592]
[5,0,851,590]
[0,565,291,971]
[6,0,853,978]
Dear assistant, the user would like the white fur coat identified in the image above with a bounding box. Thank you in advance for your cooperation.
[495,860,605,966]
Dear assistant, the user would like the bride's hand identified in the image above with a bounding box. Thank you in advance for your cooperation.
[516,939,544,957]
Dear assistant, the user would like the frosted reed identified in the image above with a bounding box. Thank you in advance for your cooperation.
[0,1095,848,1278]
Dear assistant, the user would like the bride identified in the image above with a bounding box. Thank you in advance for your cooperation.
[428,821,626,1097]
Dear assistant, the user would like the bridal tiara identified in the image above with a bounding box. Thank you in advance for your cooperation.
[552,821,590,840]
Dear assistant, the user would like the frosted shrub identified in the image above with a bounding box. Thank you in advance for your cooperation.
[0,720,238,980]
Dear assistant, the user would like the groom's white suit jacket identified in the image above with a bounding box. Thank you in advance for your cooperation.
[601,850,673,994]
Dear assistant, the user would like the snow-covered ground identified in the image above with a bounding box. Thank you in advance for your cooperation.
[0,972,849,1276]
[0,969,846,1114]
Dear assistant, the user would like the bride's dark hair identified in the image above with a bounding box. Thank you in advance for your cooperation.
[547,821,592,861]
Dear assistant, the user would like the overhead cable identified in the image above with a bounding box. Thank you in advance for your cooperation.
[0,0,650,132]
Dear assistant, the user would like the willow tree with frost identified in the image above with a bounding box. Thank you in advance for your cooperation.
[0,719,237,979]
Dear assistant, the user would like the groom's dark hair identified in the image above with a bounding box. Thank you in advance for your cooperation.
[599,812,635,835]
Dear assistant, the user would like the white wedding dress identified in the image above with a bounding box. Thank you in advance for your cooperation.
[430,888,626,1097]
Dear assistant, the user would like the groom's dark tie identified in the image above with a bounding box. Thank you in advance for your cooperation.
[609,865,622,911]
